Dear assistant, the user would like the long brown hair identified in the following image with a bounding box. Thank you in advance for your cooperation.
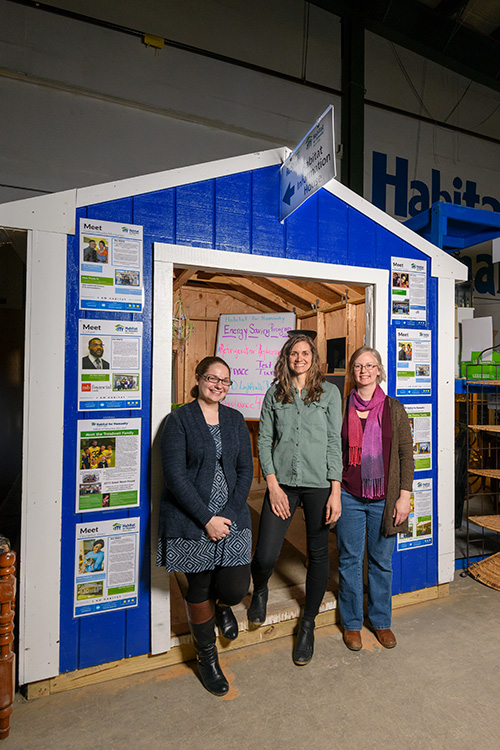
[190,356,231,399]
[273,334,324,404]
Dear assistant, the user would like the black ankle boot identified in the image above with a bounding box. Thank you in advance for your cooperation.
[293,618,315,666]
[215,603,239,641]
[189,617,229,696]
[248,585,268,624]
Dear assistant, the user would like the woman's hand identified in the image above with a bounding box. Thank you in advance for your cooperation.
[205,516,232,542]
[393,490,411,526]
[325,481,341,524]
[267,476,291,519]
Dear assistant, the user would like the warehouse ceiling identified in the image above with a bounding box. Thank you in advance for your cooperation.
[416,0,500,40]
[8,0,500,94]
[311,0,500,92]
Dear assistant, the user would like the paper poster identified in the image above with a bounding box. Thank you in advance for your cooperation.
[78,319,142,410]
[397,478,433,551]
[391,257,427,324]
[215,312,296,418]
[79,218,144,312]
[405,404,432,471]
[76,418,141,512]
[396,328,431,396]
[74,517,140,616]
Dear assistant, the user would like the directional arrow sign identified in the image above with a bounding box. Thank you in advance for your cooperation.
[279,105,336,222]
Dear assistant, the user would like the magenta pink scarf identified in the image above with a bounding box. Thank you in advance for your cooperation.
[347,384,386,499]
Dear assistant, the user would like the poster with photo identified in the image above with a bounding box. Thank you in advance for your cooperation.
[396,329,431,396]
[79,218,144,312]
[397,478,433,551]
[78,319,142,410]
[76,418,141,512]
[405,404,432,471]
[391,257,427,324]
[74,517,139,617]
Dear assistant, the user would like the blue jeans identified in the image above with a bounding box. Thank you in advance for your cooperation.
[336,488,396,630]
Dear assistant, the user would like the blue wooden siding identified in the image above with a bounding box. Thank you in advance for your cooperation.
[60,164,439,671]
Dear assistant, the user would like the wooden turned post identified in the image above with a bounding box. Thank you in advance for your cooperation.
[0,549,16,740]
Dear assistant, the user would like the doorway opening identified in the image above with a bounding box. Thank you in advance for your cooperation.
[0,227,26,553]
[151,243,389,653]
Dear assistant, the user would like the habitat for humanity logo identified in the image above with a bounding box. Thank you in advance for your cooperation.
[113,521,137,532]
[115,323,139,334]
[121,226,141,236]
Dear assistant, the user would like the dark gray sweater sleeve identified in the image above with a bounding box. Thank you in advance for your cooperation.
[160,412,214,528]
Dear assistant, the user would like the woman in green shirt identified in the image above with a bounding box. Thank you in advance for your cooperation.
[248,333,342,665]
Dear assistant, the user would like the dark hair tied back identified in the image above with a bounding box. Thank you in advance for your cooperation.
[190,356,231,399]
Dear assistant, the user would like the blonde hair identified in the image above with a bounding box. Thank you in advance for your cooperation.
[348,346,386,387]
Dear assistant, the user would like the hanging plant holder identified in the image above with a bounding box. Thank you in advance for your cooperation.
[172,292,194,361]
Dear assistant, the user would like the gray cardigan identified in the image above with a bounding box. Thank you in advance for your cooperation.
[158,400,253,540]
[382,397,415,536]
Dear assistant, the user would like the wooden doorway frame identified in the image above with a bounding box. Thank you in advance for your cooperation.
[151,242,389,655]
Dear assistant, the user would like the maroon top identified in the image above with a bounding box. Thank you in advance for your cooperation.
[341,397,392,499]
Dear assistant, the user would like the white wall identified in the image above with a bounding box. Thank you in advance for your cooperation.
[0,0,341,202]
[0,0,499,216]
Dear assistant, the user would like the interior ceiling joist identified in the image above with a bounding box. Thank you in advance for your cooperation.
[173,268,365,317]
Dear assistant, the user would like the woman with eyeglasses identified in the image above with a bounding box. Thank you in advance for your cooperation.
[248,333,342,666]
[337,346,414,652]
[157,356,253,696]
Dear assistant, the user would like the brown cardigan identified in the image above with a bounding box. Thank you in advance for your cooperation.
[382,396,415,536]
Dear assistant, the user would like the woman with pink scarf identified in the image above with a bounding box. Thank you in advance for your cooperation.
[337,346,414,652]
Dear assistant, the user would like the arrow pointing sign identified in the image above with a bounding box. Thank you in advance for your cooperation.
[279,105,336,222]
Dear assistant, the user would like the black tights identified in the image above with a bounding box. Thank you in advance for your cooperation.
[251,485,331,620]
[185,563,251,606]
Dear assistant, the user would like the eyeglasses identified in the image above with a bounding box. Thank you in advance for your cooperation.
[200,374,233,387]
[353,363,377,371]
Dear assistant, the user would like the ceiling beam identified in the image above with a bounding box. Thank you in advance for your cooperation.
[173,268,196,292]
[218,275,295,312]
[309,0,500,94]
[261,277,328,308]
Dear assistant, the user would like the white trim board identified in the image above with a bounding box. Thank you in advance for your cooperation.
[437,277,457,584]
[151,242,389,654]
[19,230,67,684]
[0,191,77,235]
[76,149,289,209]
[0,144,469,286]
[323,180,467,281]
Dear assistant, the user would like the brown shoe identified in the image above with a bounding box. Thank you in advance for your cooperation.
[343,629,362,651]
[372,628,397,649]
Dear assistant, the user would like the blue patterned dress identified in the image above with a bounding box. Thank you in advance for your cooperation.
[156,424,251,572]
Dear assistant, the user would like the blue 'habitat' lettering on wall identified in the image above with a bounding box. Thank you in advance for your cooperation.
[371,152,500,219]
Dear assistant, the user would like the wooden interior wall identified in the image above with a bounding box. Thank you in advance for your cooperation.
[173,288,366,403]
[173,287,263,404]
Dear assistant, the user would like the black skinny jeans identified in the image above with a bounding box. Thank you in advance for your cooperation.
[251,485,331,620]
[185,563,251,606]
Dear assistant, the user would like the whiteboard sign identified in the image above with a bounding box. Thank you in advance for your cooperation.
[215,312,296,418]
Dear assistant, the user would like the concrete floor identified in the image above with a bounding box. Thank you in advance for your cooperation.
[8,573,500,750]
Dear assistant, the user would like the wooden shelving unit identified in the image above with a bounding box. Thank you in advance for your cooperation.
[465,361,500,588]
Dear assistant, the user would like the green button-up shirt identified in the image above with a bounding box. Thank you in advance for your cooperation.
[258,381,342,488]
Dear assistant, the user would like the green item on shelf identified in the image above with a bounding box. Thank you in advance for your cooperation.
[461,350,500,379]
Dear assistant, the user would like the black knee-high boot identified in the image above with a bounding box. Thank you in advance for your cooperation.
[186,601,229,696]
